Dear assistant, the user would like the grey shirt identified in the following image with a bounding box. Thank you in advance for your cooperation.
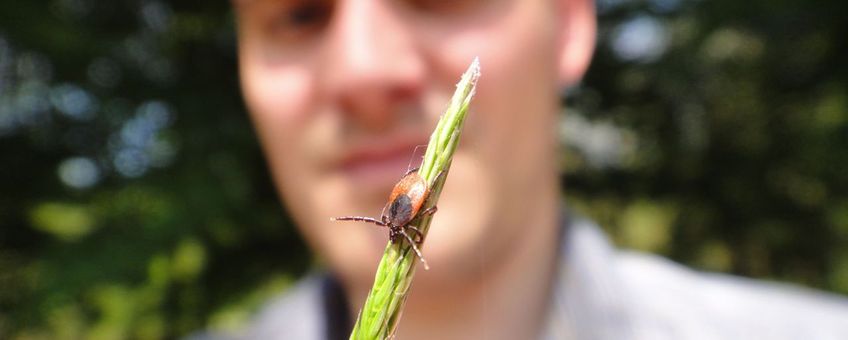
[200,216,848,339]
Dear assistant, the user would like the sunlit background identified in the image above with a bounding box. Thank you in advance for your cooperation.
[1,0,847,338]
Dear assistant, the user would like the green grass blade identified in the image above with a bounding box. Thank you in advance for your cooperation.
[349,58,480,340]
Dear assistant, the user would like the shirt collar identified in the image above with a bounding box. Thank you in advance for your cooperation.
[541,212,636,340]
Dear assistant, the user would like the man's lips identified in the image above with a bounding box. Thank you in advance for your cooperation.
[338,139,429,187]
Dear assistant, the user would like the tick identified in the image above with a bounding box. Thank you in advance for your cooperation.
[332,167,443,270]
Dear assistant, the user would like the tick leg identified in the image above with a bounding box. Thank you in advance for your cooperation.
[406,145,427,172]
[404,207,437,243]
[406,226,424,243]
[419,206,438,217]
[400,230,430,270]
[387,229,397,243]
[404,166,420,177]
[431,170,446,186]
[331,216,387,227]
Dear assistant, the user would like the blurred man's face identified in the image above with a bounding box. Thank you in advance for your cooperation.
[235,0,588,286]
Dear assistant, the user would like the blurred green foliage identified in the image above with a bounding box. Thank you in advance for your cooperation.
[565,0,848,292]
[0,0,846,338]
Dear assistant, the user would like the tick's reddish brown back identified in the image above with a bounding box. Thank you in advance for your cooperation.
[385,172,429,227]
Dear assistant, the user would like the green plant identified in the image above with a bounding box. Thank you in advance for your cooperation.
[349,58,481,340]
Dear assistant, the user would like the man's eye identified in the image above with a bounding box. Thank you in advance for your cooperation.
[270,1,333,41]
[288,2,331,26]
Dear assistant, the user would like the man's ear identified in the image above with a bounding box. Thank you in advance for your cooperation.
[556,0,596,87]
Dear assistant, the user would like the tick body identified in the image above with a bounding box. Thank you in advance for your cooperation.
[332,168,442,270]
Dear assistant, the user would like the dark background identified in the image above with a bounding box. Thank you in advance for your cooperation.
[1,0,846,338]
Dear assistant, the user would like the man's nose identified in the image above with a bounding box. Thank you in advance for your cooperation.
[320,0,425,131]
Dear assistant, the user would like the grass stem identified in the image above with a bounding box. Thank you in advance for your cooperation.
[349,58,480,340]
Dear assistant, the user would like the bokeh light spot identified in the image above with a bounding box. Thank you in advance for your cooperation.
[29,203,95,241]
[58,156,101,189]
[611,15,670,63]
[50,83,98,121]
